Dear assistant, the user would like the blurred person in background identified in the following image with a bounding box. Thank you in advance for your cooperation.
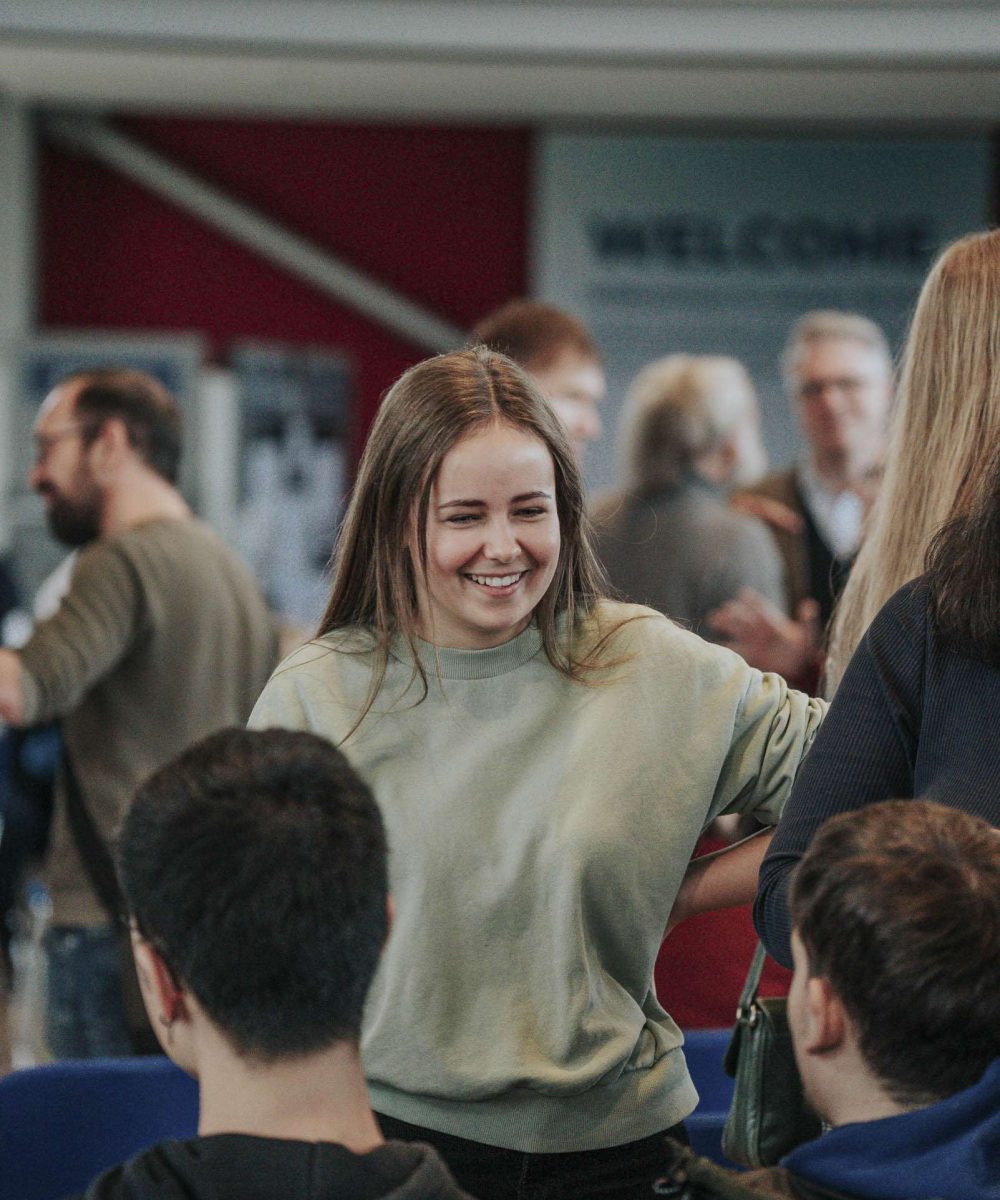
[591,353,783,640]
[0,557,24,1071]
[711,311,892,686]
[0,368,277,1060]
[473,299,606,459]
[0,552,77,1072]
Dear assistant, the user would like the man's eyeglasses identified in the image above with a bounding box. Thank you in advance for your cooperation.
[798,377,872,402]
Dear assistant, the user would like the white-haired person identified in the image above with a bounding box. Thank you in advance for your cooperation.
[592,353,782,640]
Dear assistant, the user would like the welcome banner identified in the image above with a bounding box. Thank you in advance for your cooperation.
[534,135,992,493]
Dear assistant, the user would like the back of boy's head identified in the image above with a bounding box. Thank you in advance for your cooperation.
[119,728,388,1060]
[790,799,1000,1106]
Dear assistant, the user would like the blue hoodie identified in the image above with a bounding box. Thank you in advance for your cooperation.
[782,1057,1000,1200]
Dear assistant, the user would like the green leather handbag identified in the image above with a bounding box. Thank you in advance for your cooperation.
[721,943,823,1167]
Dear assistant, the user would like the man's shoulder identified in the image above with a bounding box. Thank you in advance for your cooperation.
[734,469,801,511]
[60,533,145,600]
[106,517,230,561]
[684,487,780,551]
[76,1135,474,1200]
[99,518,266,605]
[73,518,226,576]
[379,1140,475,1200]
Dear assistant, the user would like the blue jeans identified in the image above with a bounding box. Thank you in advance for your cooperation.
[44,924,134,1058]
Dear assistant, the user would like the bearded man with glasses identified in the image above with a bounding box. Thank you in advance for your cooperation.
[0,368,277,1059]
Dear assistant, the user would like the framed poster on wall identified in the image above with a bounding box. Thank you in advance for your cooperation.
[230,342,352,628]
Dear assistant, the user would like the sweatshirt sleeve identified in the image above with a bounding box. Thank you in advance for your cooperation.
[18,543,145,724]
[247,639,349,734]
[708,663,826,829]
[248,668,315,732]
[754,583,925,966]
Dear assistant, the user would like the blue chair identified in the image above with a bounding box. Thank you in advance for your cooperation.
[0,1056,199,1200]
[681,1027,736,1166]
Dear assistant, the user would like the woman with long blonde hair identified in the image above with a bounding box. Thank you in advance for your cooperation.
[250,346,824,1200]
[825,227,1000,693]
[756,227,1000,966]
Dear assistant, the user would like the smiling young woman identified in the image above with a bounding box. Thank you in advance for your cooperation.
[249,347,826,1200]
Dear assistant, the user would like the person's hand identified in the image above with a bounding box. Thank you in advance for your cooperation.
[729,493,804,536]
[707,588,821,679]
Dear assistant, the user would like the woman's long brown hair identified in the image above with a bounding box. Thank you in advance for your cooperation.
[318,347,613,733]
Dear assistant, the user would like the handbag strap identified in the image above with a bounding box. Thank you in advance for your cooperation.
[61,746,126,927]
[736,941,768,1017]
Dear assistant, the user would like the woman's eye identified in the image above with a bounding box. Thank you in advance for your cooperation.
[447,513,479,525]
[515,507,546,519]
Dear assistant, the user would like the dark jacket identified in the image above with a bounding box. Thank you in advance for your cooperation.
[779,1058,1000,1200]
[75,1135,475,1200]
[658,1059,1000,1200]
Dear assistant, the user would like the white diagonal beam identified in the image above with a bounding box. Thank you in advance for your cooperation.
[43,113,465,353]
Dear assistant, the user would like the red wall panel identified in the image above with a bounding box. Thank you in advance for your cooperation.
[38,117,532,452]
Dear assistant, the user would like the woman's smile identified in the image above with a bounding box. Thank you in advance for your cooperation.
[464,569,529,593]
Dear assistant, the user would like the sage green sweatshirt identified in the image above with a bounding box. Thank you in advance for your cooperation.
[249,600,825,1153]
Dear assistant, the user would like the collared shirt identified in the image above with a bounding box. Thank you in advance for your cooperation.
[797,461,864,560]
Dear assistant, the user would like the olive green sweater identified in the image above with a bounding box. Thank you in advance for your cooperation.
[20,519,278,926]
[249,601,824,1153]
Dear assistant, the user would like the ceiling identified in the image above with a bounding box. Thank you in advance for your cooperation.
[0,1,998,124]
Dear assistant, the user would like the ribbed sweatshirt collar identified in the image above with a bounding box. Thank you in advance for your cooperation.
[390,622,545,680]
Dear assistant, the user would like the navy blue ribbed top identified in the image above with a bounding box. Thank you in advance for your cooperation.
[755,577,1000,967]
